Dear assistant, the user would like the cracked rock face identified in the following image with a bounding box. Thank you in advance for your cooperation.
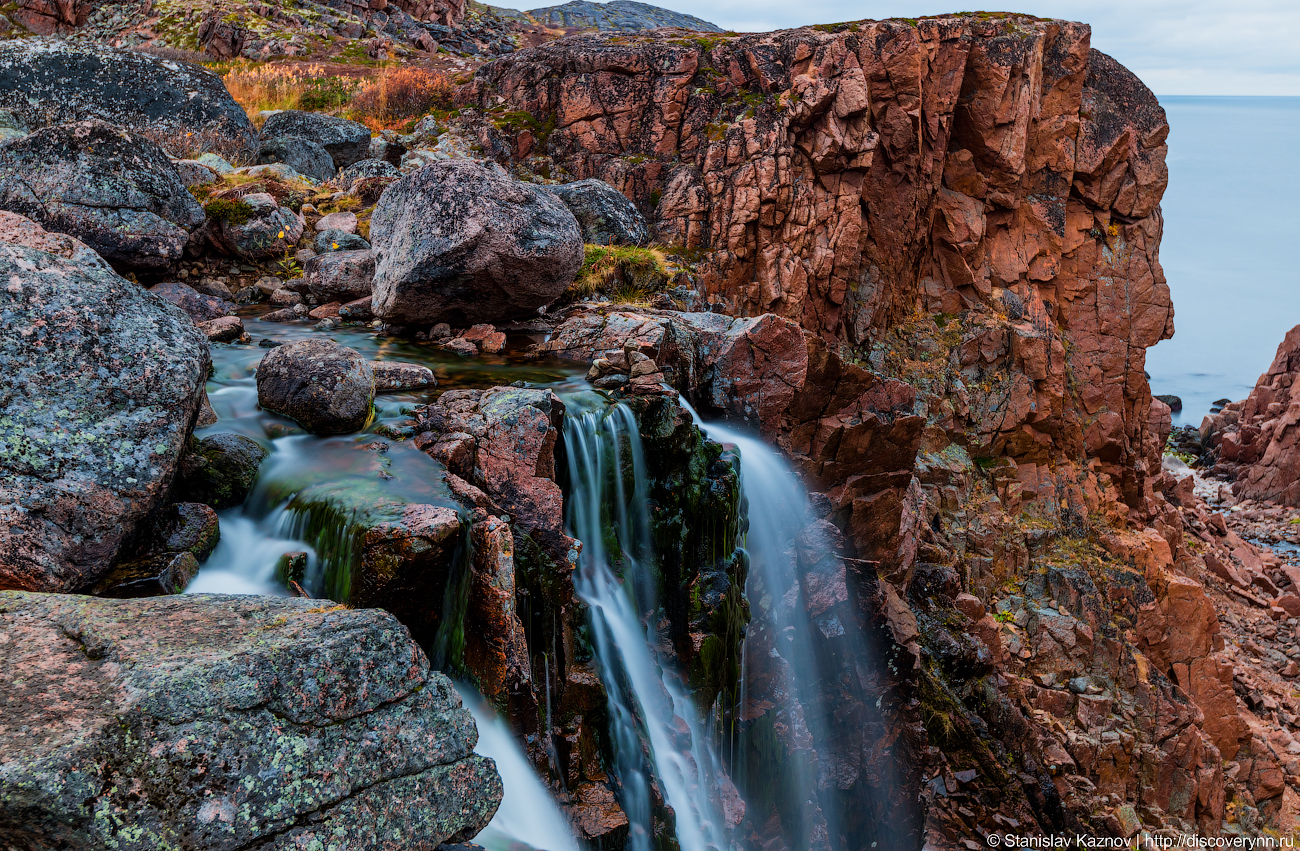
[0,591,503,850]
[0,120,205,273]
[0,40,257,159]
[0,242,209,593]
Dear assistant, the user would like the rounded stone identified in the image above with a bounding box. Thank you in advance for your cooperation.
[256,339,375,434]
[176,432,269,509]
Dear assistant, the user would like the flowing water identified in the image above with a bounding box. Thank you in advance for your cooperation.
[563,396,731,851]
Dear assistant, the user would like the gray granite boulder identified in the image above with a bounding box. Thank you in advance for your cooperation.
[0,591,502,848]
[315,228,370,253]
[0,120,206,273]
[552,178,650,246]
[304,248,376,302]
[210,192,304,260]
[258,134,337,183]
[370,160,583,325]
[524,0,720,31]
[256,339,375,434]
[260,110,371,170]
[0,243,210,592]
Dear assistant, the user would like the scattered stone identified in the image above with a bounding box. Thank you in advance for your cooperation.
[316,211,358,233]
[373,361,437,391]
[198,315,245,343]
[309,301,342,320]
[340,295,374,321]
[270,288,304,306]
[303,249,375,302]
[148,280,234,322]
[258,134,337,183]
[262,304,309,322]
[441,337,479,357]
[210,192,304,260]
[315,228,370,253]
[173,159,217,188]
[256,339,376,434]
[370,160,583,325]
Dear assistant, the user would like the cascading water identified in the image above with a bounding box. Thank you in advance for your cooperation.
[563,396,731,851]
[458,686,582,851]
[686,404,848,851]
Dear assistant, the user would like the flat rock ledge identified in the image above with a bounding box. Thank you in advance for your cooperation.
[0,592,502,850]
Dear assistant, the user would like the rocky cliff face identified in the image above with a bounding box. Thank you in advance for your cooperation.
[470,14,1173,522]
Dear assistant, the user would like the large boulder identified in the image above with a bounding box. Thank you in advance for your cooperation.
[0,120,206,272]
[260,110,371,170]
[0,243,210,592]
[257,134,337,183]
[0,40,256,159]
[0,591,502,848]
[304,248,376,302]
[370,160,583,326]
[256,339,375,434]
[552,178,650,246]
[0,209,106,266]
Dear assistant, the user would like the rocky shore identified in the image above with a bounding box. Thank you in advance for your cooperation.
[1,8,1299,851]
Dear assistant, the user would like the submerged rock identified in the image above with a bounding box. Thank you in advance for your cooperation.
[0,40,257,158]
[175,433,269,509]
[0,120,206,273]
[256,339,375,434]
[372,361,437,391]
[0,243,209,593]
[370,160,583,326]
[0,591,502,848]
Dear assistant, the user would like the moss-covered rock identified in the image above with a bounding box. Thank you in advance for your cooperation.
[175,432,268,509]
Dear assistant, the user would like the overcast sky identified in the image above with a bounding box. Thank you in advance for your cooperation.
[623,0,1300,95]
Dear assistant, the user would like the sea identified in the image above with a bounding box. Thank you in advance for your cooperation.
[1144,96,1300,427]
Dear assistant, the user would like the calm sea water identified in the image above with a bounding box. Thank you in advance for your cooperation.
[1144,96,1300,427]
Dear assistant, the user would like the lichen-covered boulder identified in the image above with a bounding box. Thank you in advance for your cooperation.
[0,243,210,592]
[256,339,375,434]
[175,432,269,509]
[315,228,370,253]
[0,591,503,848]
[0,209,107,266]
[258,134,337,183]
[260,110,371,170]
[0,120,206,272]
[339,157,401,189]
[304,248,376,302]
[148,280,235,322]
[210,192,304,260]
[0,40,257,159]
[552,178,649,246]
[370,160,583,326]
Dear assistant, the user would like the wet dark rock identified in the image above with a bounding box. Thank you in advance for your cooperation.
[198,315,245,342]
[176,432,269,509]
[0,41,257,159]
[370,160,583,326]
[88,551,200,598]
[1154,394,1182,412]
[552,178,649,246]
[0,243,209,592]
[0,591,503,847]
[258,134,337,183]
[304,249,376,302]
[256,339,375,434]
[148,280,235,322]
[260,110,372,170]
[275,551,309,585]
[141,502,222,562]
[0,120,205,273]
[340,295,375,321]
[315,228,371,253]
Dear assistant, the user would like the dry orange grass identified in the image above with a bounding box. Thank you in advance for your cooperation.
[221,62,358,124]
[350,67,453,128]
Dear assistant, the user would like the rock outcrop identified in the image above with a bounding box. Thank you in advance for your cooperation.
[471,14,1173,518]
[0,121,205,273]
[551,178,650,245]
[524,0,720,32]
[261,110,372,170]
[370,160,584,326]
[0,242,209,593]
[1203,323,1300,506]
[0,591,502,848]
[0,40,257,158]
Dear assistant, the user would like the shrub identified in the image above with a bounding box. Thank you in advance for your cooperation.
[350,68,453,127]
[221,62,359,123]
[566,244,668,304]
[203,198,254,225]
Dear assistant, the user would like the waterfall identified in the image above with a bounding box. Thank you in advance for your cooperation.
[459,685,581,851]
[563,397,730,851]
[685,405,844,851]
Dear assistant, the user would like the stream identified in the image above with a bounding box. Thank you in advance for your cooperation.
[187,311,865,850]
